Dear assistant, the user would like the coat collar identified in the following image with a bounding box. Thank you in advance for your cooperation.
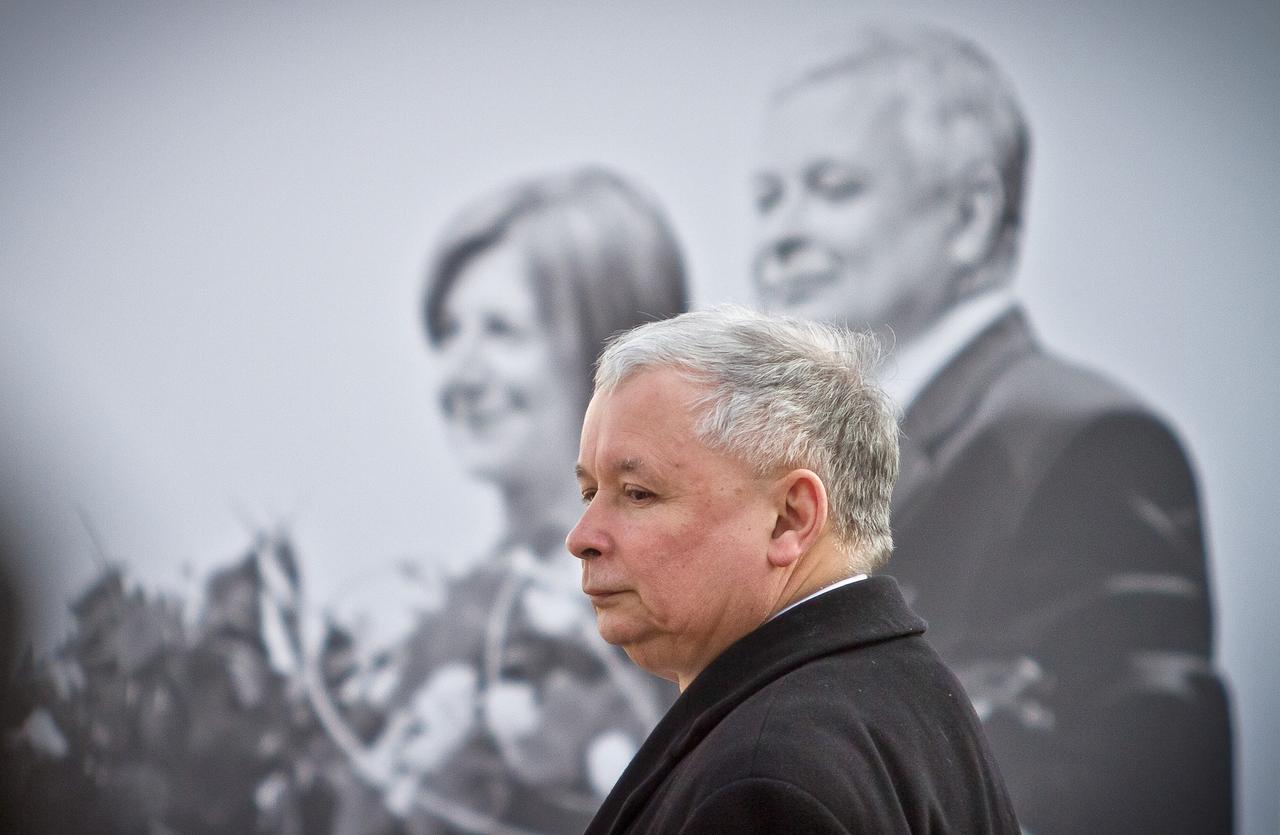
[585,575,925,834]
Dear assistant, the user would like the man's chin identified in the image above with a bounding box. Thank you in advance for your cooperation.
[752,259,839,308]
[593,609,647,649]
[593,617,632,647]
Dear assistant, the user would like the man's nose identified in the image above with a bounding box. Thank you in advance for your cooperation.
[566,505,608,561]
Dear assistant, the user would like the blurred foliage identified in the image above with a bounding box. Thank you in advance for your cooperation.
[2,537,350,834]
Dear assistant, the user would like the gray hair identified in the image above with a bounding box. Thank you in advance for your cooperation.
[595,305,899,573]
[775,21,1030,282]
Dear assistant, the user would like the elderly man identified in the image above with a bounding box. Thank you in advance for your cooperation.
[567,306,1018,834]
[751,21,1232,833]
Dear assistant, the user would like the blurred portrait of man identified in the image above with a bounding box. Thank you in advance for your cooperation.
[569,307,1019,834]
[751,21,1233,833]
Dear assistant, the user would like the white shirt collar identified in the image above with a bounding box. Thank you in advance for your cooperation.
[769,573,868,622]
[879,288,1017,412]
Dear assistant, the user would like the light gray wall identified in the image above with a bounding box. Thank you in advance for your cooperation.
[2,0,1276,830]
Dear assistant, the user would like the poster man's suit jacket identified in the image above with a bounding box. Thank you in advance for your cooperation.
[891,307,1232,833]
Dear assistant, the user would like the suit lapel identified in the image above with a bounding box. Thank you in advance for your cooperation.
[893,308,1039,523]
[586,576,925,834]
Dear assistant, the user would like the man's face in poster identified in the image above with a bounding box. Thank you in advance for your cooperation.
[752,74,958,343]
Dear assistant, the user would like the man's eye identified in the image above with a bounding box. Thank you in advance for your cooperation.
[624,487,654,503]
[753,173,783,215]
[807,163,864,202]
[580,488,597,505]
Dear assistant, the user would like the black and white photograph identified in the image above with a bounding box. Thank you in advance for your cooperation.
[2,1,1276,832]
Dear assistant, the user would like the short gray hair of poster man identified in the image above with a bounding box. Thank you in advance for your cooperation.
[594,305,899,573]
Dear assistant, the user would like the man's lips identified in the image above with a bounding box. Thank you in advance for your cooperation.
[583,588,627,605]
[755,250,841,305]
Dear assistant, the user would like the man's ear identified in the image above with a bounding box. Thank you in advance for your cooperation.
[948,162,1004,274]
[768,469,828,568]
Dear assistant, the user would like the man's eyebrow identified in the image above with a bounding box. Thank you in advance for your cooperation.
[575,458,647,481]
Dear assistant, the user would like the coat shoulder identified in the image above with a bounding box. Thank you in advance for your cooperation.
[651,636,1017,833]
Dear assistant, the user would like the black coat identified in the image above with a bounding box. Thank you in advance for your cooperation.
[585,576,1019,835]
[891,308,1232,833]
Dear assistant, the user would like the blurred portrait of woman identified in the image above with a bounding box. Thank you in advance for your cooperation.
[322,167,688,834]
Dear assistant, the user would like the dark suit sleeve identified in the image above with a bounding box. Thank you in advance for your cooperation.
[981,413,1232,834]
[677,778,850,835]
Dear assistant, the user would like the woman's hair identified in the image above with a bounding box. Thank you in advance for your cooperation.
[423,167,689,409]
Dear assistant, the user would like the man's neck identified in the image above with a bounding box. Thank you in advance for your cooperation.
[767,542,851,620]
[879,288,1017,411]
[674,559,851,693]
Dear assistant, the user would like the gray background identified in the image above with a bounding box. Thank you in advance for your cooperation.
[2,0,1276,831]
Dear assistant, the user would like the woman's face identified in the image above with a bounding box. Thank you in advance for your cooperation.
[435,242,582,487]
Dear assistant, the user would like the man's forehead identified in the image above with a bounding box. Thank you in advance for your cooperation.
[590,367,704,418]
[576,370,704,474]
[761,80,911,171]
